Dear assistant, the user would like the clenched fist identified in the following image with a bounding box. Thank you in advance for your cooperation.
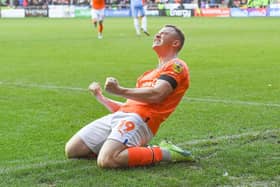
[88,82,102,96]
[105,77,120,94]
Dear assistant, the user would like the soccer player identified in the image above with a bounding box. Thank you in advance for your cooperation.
[131,0,150,36]
[91,0,105,39]
[65,25,194,168]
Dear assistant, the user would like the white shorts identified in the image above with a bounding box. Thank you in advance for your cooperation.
[77,111,153,154]
[91,8,105,21]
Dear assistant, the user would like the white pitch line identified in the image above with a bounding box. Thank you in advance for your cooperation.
[1,128,279,175]
[1,81,280,108]
[0,160,70,175]
[0,81,86,92]
[178,128,280,147]
[0,159,90,175]
[1,82,279,174]
[185,97,280,108]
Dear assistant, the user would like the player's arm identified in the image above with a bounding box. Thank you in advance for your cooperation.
[88,82,124,113]
[105,77,174,104]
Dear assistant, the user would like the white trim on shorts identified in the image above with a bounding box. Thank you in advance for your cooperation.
[77,111,153,154]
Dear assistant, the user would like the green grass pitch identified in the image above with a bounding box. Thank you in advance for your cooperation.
[0,17,279,186]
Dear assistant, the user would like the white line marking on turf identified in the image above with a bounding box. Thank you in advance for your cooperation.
[0,160,70,175]
[0,160,89,175]
[1,81,280,108]
[178,128,280,146]
[0,81,86,92]
[1,128,279,174]
[185,97,280,108]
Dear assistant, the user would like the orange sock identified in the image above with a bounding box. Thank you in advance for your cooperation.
[98,23,103,33]
[127,147,162,167]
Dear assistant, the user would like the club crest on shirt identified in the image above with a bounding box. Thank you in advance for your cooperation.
[173,62,183,73]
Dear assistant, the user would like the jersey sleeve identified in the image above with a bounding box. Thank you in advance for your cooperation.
[158,60,187,89]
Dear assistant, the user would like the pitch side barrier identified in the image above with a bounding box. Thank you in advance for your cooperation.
[0,6,48,18]
[0,5,280,18]
[0,7,25,18]
[25,5,48,17]
[195,7,280,17]
[47,4,195,18]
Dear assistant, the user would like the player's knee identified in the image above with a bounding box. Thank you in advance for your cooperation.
[97,155,111,168]
[65,142,75,159]
[64,142,71,159]
[97,155,119,168]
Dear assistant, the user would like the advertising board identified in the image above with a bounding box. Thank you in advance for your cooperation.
[1,8,25,18]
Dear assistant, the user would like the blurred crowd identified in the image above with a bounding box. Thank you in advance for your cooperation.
[0,0,274,9]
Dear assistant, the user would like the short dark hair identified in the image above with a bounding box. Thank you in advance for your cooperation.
[165,25,185,51]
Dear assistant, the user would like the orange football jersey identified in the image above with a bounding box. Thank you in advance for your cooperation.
[119,58,190,135]
[92,0,105,9]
